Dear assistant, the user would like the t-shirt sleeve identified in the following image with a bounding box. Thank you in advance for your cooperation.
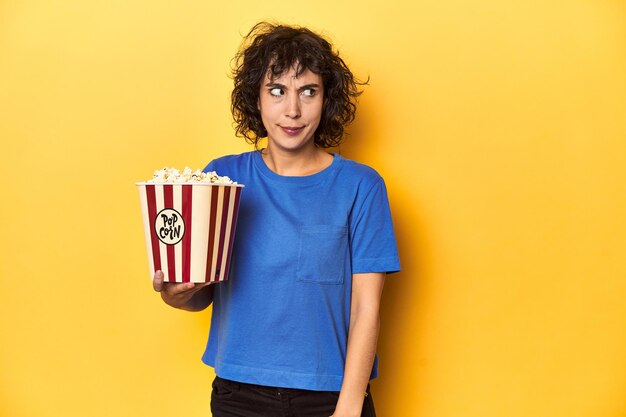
[350,178,401,274]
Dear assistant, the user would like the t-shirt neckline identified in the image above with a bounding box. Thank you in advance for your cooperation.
[252,149,342,184]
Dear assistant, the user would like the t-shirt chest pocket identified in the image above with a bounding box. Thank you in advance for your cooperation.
[296,225,349,284]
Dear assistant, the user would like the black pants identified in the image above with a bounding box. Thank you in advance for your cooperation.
[211,376,377,417]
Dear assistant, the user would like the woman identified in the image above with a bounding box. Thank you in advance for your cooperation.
[152,22,400,417]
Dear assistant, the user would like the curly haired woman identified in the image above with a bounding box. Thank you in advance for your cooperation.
[153,22,400,417]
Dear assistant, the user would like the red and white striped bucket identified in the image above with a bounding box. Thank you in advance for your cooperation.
[136,183,244,283]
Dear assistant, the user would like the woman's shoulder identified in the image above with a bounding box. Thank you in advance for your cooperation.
[335,154,385,185]
[203,151,256,173]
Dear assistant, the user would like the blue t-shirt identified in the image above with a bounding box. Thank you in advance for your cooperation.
[202,150,400,391]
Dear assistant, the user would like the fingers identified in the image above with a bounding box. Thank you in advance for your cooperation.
[164,282,196,295]
[153,271,209,296]
[153,270,164,292]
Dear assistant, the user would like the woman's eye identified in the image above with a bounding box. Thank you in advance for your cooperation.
[270,87,283,96]
[302,88,316,97]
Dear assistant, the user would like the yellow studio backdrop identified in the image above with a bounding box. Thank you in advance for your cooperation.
[1,1,625,416]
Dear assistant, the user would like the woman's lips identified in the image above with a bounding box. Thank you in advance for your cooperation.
[280,126,304,136]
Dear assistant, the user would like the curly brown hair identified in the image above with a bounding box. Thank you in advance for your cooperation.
[230,22,367,149]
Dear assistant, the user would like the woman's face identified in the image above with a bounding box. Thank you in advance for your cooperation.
[258,66,324,154]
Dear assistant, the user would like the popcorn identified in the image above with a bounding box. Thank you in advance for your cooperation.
[147,166,237,185]
[137,168,244,283]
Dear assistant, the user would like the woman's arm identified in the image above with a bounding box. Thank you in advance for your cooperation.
[332,272,385,417]
[152,270,214,311]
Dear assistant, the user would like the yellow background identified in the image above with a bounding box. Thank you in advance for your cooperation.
[1,1,625,416]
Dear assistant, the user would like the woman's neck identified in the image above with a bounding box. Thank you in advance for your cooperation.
[261,145,333,176]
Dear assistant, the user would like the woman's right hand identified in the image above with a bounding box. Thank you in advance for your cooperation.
[152,270,214,311]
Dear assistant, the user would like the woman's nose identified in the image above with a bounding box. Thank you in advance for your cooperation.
[285,95,301,118]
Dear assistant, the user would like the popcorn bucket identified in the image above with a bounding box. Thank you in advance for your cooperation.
[136,183,244,283]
